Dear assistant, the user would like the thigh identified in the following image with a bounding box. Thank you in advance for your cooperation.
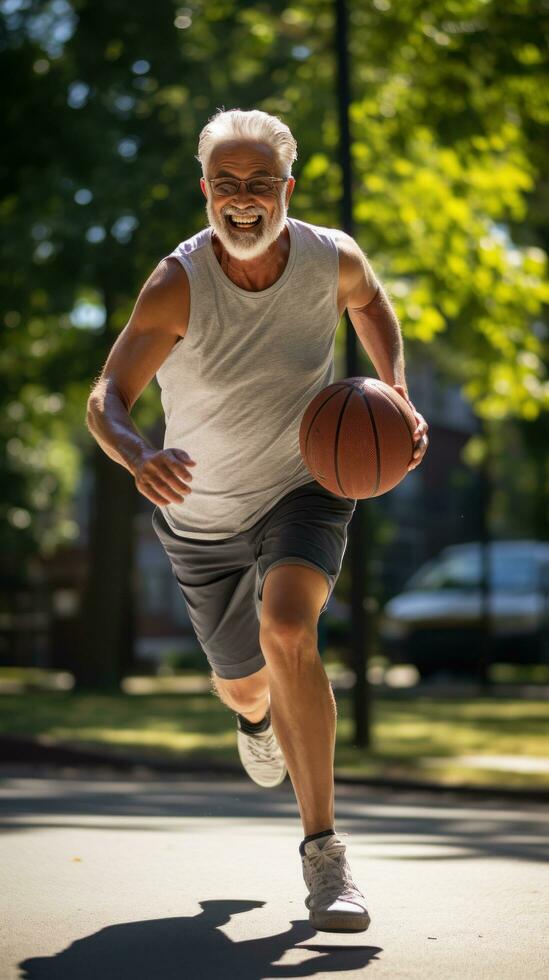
[255,479,356,618]
[151,507,266,680]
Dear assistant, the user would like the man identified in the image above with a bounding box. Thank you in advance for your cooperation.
[86,108,429,933]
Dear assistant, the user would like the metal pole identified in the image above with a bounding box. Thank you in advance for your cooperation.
[477,417,492,692]
[334,0,371,746]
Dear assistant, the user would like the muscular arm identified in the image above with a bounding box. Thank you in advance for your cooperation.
[336,231,430,469]
[86,258,196,505]
[337,232,408,399]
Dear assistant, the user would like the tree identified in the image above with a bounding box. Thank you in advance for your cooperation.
[2,0,547,687]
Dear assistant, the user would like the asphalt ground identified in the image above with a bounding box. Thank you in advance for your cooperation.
[1,764,548,979]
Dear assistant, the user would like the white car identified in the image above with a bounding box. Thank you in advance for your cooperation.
[378,540,549,679]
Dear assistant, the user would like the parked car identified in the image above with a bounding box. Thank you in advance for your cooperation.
[378,540,549,678]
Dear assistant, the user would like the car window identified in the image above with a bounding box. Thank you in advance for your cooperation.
[405,551,537,593]
[492,555,537,591]
[404,554,480,591]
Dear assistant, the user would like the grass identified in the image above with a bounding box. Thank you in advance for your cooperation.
[335,696,549,789]
[0,685,548,790]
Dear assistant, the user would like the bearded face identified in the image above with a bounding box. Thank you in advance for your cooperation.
[205,185,288,261]
[200,140,294,261]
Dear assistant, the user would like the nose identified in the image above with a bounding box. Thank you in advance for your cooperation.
[233,184,258,205]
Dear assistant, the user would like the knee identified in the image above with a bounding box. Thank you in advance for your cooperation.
[211,670,269,714]
[259,612,317,667]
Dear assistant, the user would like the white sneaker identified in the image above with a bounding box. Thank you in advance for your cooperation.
[236,710,287,788]
[301,833,371,932]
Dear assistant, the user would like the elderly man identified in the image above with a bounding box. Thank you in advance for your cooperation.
[86,107,429,932]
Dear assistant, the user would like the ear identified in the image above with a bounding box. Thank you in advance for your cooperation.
[286,176,296,206]
[200,177,208,200]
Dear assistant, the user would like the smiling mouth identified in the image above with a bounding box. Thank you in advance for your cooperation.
[227,215,262,229]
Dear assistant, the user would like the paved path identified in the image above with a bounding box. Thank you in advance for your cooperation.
[1,765,548,979]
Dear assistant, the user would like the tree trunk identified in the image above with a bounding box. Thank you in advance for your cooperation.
[74,444,137,690]
[518,416,549,541]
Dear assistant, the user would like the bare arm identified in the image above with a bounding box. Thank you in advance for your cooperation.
[86,258,197,505]
[337,232,429,469]
[336,231,408,397]
[87,381,155,475]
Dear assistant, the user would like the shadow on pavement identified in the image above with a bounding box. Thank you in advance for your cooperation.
[1,767,548,865]
[19,900,382,979]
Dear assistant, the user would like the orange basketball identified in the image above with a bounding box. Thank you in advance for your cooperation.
[299,377,416,499]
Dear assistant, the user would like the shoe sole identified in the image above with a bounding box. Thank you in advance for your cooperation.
[309,909,371,933]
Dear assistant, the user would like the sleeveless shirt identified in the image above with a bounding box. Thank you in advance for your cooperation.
[156,216,345,539]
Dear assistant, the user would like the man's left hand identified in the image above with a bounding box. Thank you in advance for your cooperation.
[393,384,429,471]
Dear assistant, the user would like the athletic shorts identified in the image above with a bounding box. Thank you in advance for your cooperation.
[151,478,356,680]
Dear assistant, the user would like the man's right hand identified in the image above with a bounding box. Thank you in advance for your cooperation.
[133,448,196,506]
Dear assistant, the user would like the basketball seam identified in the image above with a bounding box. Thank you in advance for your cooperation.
[360,392,381,497]
[334,387,355,495]
[304,385,349,465]
[369,382,415,455]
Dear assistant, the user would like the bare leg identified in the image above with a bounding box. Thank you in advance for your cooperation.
[259,564,336,838]
[211,665,270,724]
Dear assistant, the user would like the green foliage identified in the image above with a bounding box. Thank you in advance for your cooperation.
[344,0,549,419]
[1,0,548,561]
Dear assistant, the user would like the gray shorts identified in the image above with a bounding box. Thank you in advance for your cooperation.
[151,478,356,680]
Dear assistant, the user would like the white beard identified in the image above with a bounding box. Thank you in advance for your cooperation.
[205,191,288,261]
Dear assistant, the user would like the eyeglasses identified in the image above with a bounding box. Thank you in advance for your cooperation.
[207,176,289,197]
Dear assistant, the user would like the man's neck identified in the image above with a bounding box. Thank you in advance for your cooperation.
[211,224,290,292]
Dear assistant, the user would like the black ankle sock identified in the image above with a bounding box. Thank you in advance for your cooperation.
[299,828,335,856]
[237,708,270,735]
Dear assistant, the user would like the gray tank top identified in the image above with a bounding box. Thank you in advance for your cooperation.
[156,216,343,539]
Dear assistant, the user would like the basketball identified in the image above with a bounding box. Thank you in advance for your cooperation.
[299,376,416,499]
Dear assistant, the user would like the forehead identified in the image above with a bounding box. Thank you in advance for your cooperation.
[208,140,278,176]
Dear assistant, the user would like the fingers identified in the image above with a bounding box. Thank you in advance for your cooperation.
[408,432,429,471]
[387,384,430,472]
[394,384,422,429]
[157,468,192,501]
[158,457,194,497]
[172,449,197,469]
[141,480,180,507]
[409,412,429,470]
[135,449,197,505]
[392,385,429,470]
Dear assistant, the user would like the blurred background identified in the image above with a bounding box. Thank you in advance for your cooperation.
[1,0,548,790]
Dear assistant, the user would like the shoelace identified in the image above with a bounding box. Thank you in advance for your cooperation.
[304,838,366,906]
[243,727,282,763]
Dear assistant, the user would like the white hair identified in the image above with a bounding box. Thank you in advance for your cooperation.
[196,107,298,177]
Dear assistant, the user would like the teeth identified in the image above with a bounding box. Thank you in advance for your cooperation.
[230,215,260,224]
